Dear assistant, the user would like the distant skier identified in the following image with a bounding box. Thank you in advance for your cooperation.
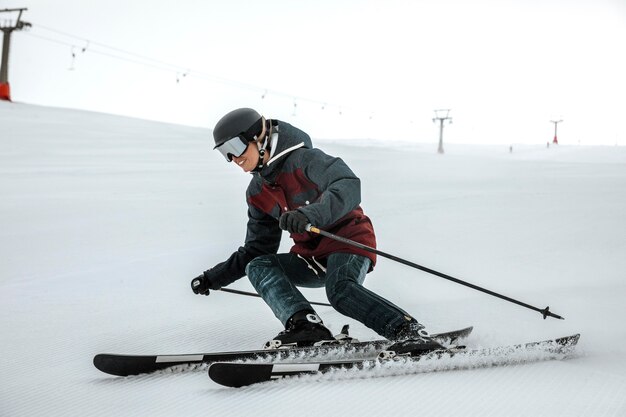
[191,108,443,355]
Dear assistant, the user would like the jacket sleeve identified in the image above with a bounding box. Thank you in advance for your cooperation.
[297,148,361,228]
[205,204,282,289]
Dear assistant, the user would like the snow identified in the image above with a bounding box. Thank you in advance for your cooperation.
[1,101,626,416]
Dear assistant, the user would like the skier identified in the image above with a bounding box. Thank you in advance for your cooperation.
[191,108,444,355]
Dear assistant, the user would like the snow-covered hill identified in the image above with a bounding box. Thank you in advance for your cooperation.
[1,101,625,416]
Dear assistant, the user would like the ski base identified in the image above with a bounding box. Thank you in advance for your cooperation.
[208,333,580,388]
[94,326,473,376]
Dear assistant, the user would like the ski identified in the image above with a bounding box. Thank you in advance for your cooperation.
[208,333,580,388]
[93,326,472,376]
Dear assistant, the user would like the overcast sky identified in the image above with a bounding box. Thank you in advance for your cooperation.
[4,0,626,145]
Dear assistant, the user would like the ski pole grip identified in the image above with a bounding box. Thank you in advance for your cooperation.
[306,224,321,234]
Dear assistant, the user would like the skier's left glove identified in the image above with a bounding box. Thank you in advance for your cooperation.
[279,210,310,234]
[191,249,251,295]
[191,270,221,296]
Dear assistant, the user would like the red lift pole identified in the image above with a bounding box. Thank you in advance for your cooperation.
[550,119,563,145]
[1,8,31,101]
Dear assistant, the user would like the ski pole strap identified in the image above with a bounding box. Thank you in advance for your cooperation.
[305,225,564,320]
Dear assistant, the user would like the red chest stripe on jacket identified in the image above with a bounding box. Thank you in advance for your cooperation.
[248,169,320,217]
[247,169,377,269]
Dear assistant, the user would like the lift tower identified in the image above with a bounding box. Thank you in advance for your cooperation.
[550,119,563,145]
[433,109,452,154]
[1,8,31,101]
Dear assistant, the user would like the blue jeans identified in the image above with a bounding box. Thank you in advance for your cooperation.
[246,252,411,339]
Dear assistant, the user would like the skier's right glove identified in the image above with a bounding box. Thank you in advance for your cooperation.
[279,210,310,234]
[191,270,221,295]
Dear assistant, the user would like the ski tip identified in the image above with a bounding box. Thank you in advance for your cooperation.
[209,362,274,388]
[93,354,132,377]
[93,353,162,377]
[93,354,118,376]
[93,354,109,369]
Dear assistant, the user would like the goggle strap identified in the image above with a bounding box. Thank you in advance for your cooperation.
[242,118,264,141]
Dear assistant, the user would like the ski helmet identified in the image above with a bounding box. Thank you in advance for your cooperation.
[213,108,263,149]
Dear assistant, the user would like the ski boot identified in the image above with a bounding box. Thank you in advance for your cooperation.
[379,318,446,359]
[264,310,333,349]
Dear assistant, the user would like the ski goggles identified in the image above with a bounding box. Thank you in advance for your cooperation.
[214,135,250,162]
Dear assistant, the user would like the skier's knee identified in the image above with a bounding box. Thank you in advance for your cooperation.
[246,254,277,283]
[325,275,354,309]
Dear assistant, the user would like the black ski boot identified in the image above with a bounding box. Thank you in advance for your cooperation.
[381,319,446,358]
[264,310,333,349]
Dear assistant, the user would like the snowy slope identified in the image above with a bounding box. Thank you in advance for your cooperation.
[1,101,625,416]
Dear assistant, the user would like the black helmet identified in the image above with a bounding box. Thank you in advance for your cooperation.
[213,108,263,149]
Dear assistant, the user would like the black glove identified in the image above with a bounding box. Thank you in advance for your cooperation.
[191,270,221,295]
[191,249,252,296]
[279,210,309,234]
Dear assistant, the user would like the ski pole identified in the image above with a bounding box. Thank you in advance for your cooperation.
[306,225,564,320]
[219,287,332,307]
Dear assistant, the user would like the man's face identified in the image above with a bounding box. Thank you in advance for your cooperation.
[231,142,258,173]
